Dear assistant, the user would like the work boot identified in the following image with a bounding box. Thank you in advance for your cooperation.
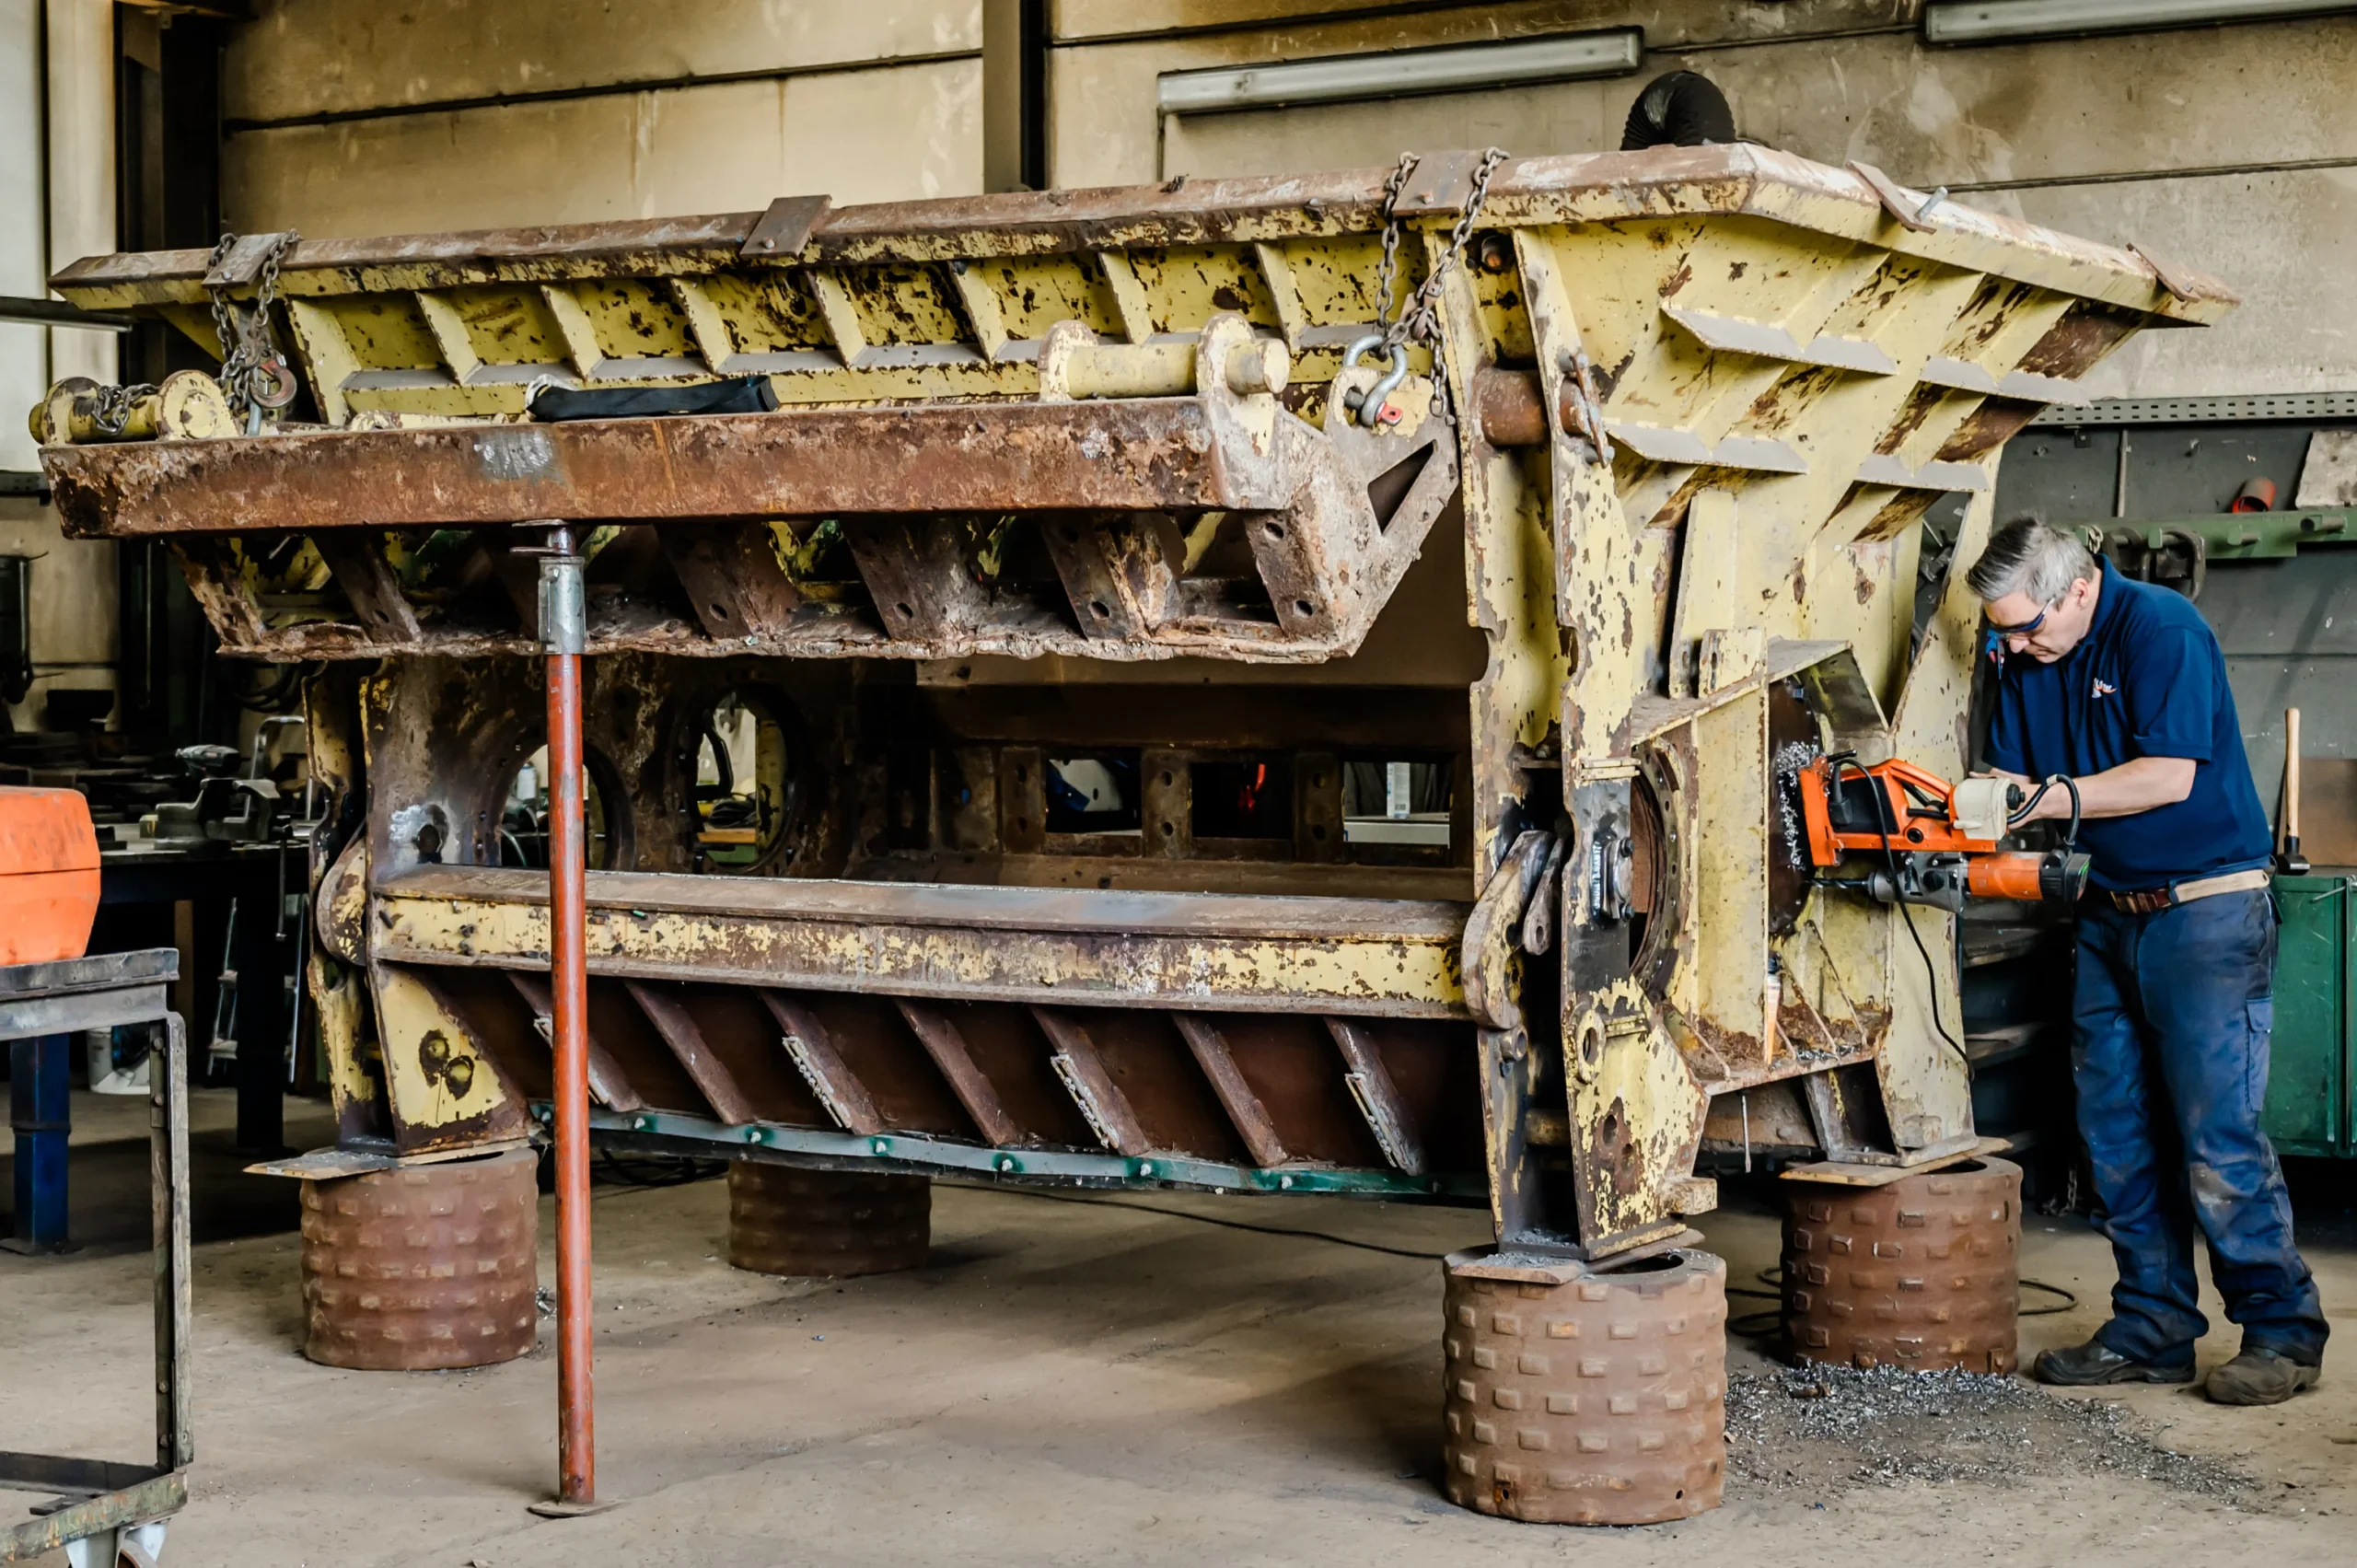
[2204,1347,2321,1406]
[2032,1337,2195,1387]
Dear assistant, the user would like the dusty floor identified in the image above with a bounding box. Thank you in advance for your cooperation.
[5,1089,2355,1567]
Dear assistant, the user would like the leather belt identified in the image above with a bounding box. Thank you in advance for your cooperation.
[2106,866,2271,914]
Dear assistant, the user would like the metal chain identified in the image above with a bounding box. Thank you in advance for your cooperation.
[1366,153,1419,353]
[89,380,159,436]
[1380,146,1508,353]
[205,230,301,427]
[1361,147,1509,426]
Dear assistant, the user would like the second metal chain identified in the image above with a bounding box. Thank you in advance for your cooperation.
[205,230,302,429]
[1375,146,1508,354]
[1359,147,1510,427]
[89,381,159,437]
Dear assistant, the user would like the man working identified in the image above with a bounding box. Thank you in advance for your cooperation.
[1970,516,2327,1404]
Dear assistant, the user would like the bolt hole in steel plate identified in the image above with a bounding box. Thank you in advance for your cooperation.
[683,687,815,874]
[1628,752,1683,1002]
[496,747,623,869]
[1606,1250,1688,1276]
[1766,679,1821,937]
[1044,751,1141,834]
[1575,1019,1606,1082]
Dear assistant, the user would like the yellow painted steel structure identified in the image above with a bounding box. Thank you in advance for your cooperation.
[41,145,2226,1259]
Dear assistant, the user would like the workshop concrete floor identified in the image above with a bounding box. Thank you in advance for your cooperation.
[4,1094,2355,1567]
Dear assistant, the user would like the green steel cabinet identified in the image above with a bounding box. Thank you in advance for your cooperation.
[2266,874,2351,1157]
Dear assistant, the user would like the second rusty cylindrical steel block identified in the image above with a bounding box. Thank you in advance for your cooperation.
[1782,1155,2023,1374]
[727,1162,931,1277]
[1441,1247,1727,1526]
[300,1145,539,1371]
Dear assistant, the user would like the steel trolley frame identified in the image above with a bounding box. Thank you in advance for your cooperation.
[1,950,190,1567]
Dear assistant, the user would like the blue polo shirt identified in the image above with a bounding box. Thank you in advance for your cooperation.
[1984,557,2271,891]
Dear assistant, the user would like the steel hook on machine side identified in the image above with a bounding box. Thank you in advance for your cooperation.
[1339,334,1411,429]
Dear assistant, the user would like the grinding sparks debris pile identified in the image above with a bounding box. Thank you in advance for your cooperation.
[1724,1365,2256,1501]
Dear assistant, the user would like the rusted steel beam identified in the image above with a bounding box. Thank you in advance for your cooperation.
[1032,1008,1151,1156]
[171,538,268,645]
[759,991,885,1135]
[659,525,804,643]
[1039,513,1173,642]
[894,999,1024,1148]
[311,530,423,642]
[505,970,644,1113]
[0,1469,185,1563]
[371,866,1471,1019]
[623,980,758,1127]
[45,401,1286,540]
[1326,1016,1427,1177]
[1170,1014,1289,1167]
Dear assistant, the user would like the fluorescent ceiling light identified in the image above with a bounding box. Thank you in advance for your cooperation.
[1927,0,2355,44]
[1157,29,1643,117]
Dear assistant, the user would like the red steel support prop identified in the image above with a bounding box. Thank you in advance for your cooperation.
[540,526,594,1507]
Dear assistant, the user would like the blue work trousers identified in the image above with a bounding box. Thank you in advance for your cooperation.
[2073,888,2328,1366]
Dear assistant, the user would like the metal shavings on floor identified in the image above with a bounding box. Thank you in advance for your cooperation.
[1724,1365,2257,1502]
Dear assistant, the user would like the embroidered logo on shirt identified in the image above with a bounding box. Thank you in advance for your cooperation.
[2092,679,2117,698]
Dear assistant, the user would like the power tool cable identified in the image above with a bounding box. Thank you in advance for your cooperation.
[1828,754,1969,1065]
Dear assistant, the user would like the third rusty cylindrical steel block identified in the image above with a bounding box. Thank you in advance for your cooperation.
[1441,1247,1726,1526]
[300,1145,539,1371]
[1782,1155,2023,1374]
[727,1162,930,1277]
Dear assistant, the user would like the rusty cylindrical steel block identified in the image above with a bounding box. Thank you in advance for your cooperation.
[726,1162,930,1277]
[1782,1155,2023,1374]
[1441,1248,1727,1526]
[300,1145,539,1371]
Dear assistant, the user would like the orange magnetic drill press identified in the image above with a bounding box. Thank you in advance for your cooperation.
[1794,752,2091,912]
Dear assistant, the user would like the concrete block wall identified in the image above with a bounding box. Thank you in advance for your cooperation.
[218,0,986,235]
[207,2,2356,399]
[1050,0,2357,401]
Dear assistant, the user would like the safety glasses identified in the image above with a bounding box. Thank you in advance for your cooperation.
[1984,601,2052,639]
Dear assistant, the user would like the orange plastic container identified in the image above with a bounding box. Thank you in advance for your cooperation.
[0,786,101,965]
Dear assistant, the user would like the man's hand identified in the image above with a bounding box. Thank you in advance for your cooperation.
[1968,768,2038,818]
[2002,758,2196,823]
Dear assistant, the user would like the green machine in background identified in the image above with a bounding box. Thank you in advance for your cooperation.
[2267,873,2355,1158]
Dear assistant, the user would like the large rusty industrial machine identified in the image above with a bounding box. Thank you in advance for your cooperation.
[35,144,2225,1522]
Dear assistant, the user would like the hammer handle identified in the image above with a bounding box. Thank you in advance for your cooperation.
[2286,707,2304,843]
